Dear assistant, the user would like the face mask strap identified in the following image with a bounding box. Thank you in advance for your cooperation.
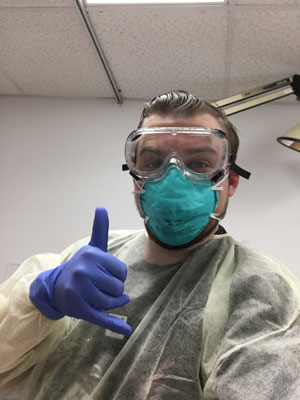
[211,168,230,191]
[210,212,222,222]
[122,164,145,194]
[132,179,145,195]
[210,181,223,221]
[211,185,224,191]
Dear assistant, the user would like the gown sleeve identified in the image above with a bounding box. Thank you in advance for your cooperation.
[0,238,88,390]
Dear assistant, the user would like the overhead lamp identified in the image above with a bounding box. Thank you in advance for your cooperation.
[212,74,300,153]
[85,0,224,4]
[277,124,300,153]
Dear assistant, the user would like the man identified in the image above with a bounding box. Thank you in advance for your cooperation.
[1,90,300,399]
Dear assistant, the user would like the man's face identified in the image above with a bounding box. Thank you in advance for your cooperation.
[133,113,239,247]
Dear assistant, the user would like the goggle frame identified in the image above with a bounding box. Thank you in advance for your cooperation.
[124,127,231,185]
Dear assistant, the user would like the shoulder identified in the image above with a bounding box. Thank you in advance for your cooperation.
[58,229,144,260]
[209,235,299,290]
[107,229,144,254]
[215,240,300,346]
[204,235,300,342]
[229,240,300,299]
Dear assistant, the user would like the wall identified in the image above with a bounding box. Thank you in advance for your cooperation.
[0,95,299,283]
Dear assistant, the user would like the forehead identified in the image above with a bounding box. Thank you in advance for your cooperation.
[137,114,225,153]
[135,131,224,161]
[141,113,224,131]
[137,131,219,151]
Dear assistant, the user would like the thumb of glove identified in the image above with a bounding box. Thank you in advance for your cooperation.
[89,207,109,252]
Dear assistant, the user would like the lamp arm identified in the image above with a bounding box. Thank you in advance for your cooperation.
[211,74,300,116]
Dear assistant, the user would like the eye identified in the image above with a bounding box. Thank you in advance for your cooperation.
[136,156,163,171]
[144,160,163,171]
[186,160,211,172]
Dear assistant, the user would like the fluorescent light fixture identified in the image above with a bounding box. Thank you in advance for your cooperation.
[86,0,224,4]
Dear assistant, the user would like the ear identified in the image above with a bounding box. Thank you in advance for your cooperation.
[228,170,239,197]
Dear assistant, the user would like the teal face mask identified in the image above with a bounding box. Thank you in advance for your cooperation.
[139,168,219,246]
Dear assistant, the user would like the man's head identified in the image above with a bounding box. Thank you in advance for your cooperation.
[127,90,240,249]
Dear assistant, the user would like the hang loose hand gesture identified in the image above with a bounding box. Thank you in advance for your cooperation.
[30,207,132,335]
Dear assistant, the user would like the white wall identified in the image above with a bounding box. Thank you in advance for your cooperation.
[0,95,299,283]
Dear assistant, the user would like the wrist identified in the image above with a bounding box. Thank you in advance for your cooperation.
[29,268,64,320]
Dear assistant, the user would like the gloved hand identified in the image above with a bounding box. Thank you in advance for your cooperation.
[30,207,132,335]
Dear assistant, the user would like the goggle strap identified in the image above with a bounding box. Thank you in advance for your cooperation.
[122,164,143,182]
[231,162,251,180]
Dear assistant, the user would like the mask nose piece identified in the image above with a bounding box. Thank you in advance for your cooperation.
[165,155,185,175]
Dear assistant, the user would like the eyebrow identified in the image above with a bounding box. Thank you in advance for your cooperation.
[183,147,218,155]
[138,147,163,156]
[137,146,218,157]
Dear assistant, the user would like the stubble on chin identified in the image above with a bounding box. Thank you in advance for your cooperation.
[144,218,219,251]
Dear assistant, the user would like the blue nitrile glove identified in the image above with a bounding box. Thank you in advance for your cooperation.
[30,207,132,335]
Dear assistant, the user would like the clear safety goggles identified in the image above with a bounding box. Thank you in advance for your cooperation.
[123,127,230,185]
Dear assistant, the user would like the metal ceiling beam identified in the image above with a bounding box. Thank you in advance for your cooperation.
[74,0,123,104]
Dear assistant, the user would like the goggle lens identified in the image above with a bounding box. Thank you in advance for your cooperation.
[125,127,229,182]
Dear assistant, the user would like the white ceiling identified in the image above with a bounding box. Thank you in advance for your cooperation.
[0,0,300,103]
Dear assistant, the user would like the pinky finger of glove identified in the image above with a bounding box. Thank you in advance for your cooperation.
[84,305,132,335]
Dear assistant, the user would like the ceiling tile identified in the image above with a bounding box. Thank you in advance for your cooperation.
[0,0,73,7]
[88,5,228,100]
[234,0,296,4]
[229,7,300,97]
[0,7,113,97]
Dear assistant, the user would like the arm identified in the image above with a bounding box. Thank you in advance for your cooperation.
[0,253,71,387]
[0,207,132,390]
